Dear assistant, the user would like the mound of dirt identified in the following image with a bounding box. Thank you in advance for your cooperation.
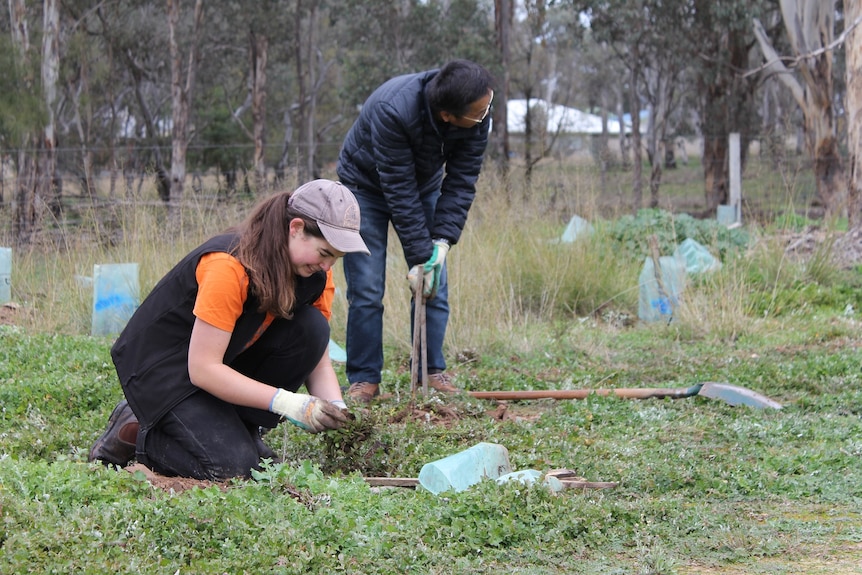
[782,225,862,268]
[0,302,26,325]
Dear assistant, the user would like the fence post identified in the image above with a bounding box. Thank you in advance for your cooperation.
[717,132,742,227]
[729,132,742,223]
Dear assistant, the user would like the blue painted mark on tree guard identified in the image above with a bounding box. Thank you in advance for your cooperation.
[638,255,687,323]
[94,292,136,311]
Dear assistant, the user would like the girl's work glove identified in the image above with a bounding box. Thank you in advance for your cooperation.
[407,239,449,299]
[269,389,349,433]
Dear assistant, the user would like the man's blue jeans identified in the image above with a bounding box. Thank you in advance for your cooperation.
[342,187,449,385]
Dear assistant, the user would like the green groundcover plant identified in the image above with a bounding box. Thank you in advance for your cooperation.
[2,306,861,574]
[2,165,862,573]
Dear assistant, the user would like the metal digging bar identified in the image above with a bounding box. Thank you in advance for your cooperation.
[410,276,428,397]
[468,382,782,409]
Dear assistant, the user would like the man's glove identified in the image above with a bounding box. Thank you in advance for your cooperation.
[407,264,424,296]
[269,389,349,433]
[407,239,449,299]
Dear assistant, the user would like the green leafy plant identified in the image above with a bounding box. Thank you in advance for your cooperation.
[606,208,750,261]
[2,165,862,573]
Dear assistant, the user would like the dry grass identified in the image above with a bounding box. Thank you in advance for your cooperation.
[0,158,837,355]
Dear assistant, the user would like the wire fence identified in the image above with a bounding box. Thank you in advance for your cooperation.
[0,132,835,245]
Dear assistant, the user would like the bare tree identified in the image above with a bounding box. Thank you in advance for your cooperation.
[232,25,270,192]
[274,107,295,183]
[249,29,268,191]
[167,0,204,211]
[9,0,37,245]
[8,0,58,245]
[293,0,315,182]
[506,0,585,195]
[627,44,644,211]
[641,25,687,209]
[585,0,658,212]
[848,0,862,227]
[124,49,171,202]
[511,0,566,188]
[686,0,765,215]
[493,0,513,176]
[42,0,60,215]
[578,37,622,190]
[93,3,173,202]
[753,1,844,217]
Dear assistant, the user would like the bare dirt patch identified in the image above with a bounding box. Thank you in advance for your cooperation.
[686,542,862,574]
[0,302,27,326]
[782,224,862,268]
[124,463,232,494]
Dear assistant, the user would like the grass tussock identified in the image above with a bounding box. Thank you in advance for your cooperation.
[1,163,856,355]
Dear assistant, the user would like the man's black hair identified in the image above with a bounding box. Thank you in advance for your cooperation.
[426,59,494,117]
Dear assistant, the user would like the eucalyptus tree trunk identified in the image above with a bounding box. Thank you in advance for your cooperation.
[493,0,512,178]
[41,0,60,216]
[303,4,318,180]
[167,0,204,211]
[275,111,294,183]
[250,30,268,192]
[644,66,676,209]
[598,90,610,195]
[698,47,754,213]
[628,57,643,212]
[702,134,728,213]
[616,89,629,169]
[293,0,315,182]
[847,0,862,227]
[9,0,53,245]
[753,0,844,217]
[68,70,96,201]
[522,92,535,186]
[125,52,171,203]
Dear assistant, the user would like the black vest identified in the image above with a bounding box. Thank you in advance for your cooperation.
[110,233,325,430]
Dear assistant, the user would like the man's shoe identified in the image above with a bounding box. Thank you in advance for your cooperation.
[426,372,461,393]
[88,400,138,467]
[347,382,380,403]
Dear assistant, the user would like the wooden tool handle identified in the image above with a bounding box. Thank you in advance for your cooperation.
[468,384,702,401]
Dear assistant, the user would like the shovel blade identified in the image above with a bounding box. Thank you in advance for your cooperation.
[698,382,782,410]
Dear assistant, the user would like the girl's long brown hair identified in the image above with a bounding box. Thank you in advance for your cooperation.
[230,191,324,318]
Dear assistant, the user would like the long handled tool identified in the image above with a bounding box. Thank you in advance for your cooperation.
[410,277,428,396]
[468,382,782,409]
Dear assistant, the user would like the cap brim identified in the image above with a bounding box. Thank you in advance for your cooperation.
[318,222,371,255]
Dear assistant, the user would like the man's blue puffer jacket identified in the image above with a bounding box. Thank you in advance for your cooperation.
[336,69,490,267]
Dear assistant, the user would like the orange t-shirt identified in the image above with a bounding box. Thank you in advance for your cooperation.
[193,253,334,345]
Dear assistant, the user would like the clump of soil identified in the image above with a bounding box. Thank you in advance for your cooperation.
[782,225,862,268]
[0,302,29,326]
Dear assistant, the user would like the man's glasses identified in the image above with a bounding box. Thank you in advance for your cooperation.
[460,91,494,124]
